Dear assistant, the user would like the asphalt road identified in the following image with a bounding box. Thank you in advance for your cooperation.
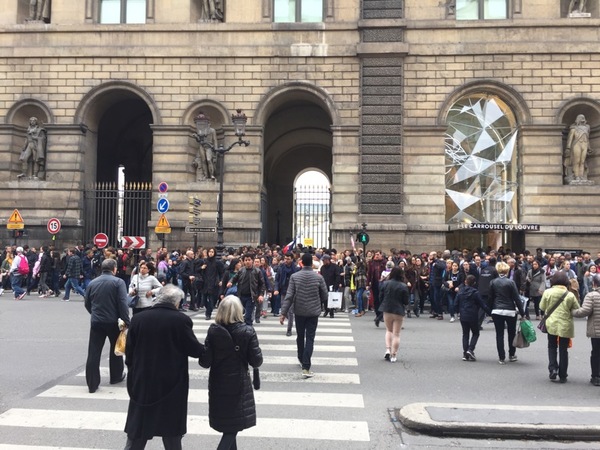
[1,292,599,449]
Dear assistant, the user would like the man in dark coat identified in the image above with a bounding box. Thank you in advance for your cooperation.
[84,258,131,393]
[124,284,205,450]
[200,247,224,319]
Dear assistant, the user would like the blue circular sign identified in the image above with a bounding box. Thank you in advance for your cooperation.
[157,198,170,213]
[158,182,168,193]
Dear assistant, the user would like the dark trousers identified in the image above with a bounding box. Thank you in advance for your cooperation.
[271,293,281,315]
[295,315,318,370]
[217,432,238,450]
[492,314,517,361]
[548,333,570,380]
[372,283,382,320]
[241,295,254,325]
[460,319,480,353]
[85,321,124,392]
[204,292,218,318]
[590,338,600,378]
[124,435,182,450]
[429,284,442,315]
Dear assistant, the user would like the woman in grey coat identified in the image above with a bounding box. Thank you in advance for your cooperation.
[573,274,600,386]
[379,267,410,363]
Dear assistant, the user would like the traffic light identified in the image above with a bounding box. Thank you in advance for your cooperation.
[357,231,369,245]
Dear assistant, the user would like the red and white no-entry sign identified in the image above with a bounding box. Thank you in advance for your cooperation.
[93,233,109,249]
[47,218,61,234]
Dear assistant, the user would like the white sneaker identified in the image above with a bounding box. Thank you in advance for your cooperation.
[450,316,456,323]
[302,369,315,378]
[390,355,397,363]
[0,288,4,296]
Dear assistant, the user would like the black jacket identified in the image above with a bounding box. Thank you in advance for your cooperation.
[199,322,263,433]
[379,279,410,316]
[84,271,130,326]
[201,256,225,295]
[489,276,526,316]
[456,285,490,322]
[125,303,205,439]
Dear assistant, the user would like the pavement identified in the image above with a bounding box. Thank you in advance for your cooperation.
[394,402,600,441]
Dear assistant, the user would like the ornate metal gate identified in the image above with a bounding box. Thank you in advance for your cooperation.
[84,182,152,248]
[293,184,331,249]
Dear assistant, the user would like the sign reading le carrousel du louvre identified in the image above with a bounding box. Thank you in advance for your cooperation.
[456,223,541,231]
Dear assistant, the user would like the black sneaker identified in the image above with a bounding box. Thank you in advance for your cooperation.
[466,350,476,361]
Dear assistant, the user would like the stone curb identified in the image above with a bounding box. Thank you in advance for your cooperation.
[395,402,600,441]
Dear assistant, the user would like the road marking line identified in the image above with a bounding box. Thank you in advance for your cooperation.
[39,385,364,408]
[188,356,357,366]
[0,410,370,441]
[77,369,361,384]
[194,333,354,342]
[260,344,355,352]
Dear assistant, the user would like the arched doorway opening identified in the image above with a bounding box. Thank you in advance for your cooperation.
[77,85,156,247]
[294,170,331,249]
[261,97,333,246]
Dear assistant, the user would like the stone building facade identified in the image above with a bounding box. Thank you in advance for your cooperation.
[0,0,599,253]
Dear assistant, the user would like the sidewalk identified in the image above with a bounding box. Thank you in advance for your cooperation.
[394,402,600,441]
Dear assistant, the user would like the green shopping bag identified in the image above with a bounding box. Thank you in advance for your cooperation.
[519,319,537,343]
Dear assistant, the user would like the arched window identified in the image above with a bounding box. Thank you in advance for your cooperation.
[445,94,518,224]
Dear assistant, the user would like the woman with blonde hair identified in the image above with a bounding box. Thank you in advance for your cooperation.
[199,296,263,449]
[489,261,527,365]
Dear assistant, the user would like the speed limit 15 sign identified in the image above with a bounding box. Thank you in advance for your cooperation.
[47,218,61,235]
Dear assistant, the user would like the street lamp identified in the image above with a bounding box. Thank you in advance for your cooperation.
[193,109,250,256]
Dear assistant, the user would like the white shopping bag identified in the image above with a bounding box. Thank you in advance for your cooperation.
[327,291,343,309]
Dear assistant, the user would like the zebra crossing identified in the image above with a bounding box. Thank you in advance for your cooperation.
[0,313,370,449]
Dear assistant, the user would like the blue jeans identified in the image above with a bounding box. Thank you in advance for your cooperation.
[64,277,85,299]
[241,295,254,325]
[10,273,25,297]
[295,315,318,370]
[356,287,365,312]
[429,284,443,315]
[447,290,457,316]
[271,293,281,315]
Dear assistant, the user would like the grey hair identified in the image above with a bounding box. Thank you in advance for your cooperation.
[593,274,600,288]
[155,284,184,306]
[215,295,244,325]
[101,258,117,272]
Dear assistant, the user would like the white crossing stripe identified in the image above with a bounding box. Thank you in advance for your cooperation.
[260,344,356,352]
[188,356,357,366]
[0,447,110,450]
[78,368,361,384]
[195,333,354,342]
[192,319,352,327]
[39,385,364,408]
[194,325,352,333]
[0,410,370,442]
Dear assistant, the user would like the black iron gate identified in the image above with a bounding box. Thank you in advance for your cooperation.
[84,182,152,248]
[294,184,331,249]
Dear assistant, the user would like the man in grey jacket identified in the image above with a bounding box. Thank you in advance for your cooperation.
[280,252,328,378]
[84,258,131,393]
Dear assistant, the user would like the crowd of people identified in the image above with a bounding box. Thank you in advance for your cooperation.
[4,240,600,447]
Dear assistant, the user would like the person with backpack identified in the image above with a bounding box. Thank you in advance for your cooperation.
[10,246,28,300]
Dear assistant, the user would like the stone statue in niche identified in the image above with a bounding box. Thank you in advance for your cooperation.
[28,0,50,22]
[192,123,218,181]
[564,114,594,185]
[200,0,224,22]
[568,0,590,17]
[18,117,47,181]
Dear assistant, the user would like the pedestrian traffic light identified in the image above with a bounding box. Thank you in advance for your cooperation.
[357,231,369,245]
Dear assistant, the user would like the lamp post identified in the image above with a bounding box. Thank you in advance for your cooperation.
[193,109,250,257]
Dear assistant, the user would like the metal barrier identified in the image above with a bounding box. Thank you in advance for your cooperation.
[294,184,331,249]
[84,182,152,248]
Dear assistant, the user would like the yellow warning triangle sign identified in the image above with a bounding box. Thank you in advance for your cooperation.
[8,209,24,223]
[157,214,170,228]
